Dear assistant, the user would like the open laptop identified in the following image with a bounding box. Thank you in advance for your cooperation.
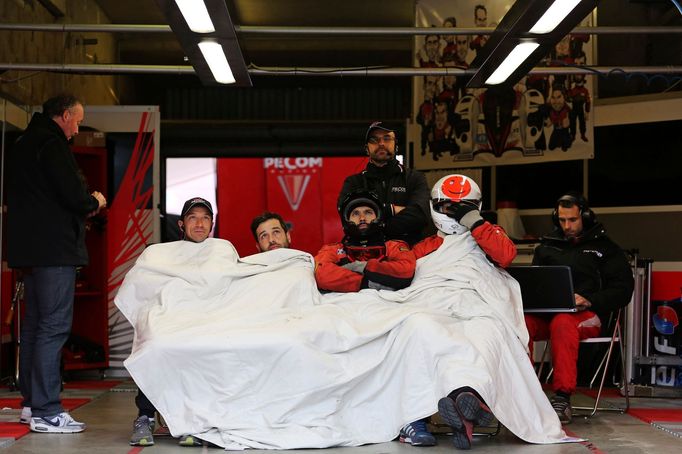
[507,266,577,313]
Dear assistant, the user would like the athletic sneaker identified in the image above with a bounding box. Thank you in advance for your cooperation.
[20,407,31,424]
[178,434,203,447]
[438,392,494,450]
[130,415,155,446]
[399,418,437,446]
[455,391,494,427]
[551,394,573,424]
[29,412,86,433]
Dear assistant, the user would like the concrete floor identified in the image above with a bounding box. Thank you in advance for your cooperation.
[0,383,681,453]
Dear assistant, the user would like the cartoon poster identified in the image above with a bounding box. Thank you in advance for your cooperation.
[412,0,595,169]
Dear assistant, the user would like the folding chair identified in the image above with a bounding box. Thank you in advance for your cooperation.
[535,308,630,418]
[572,308,630,417]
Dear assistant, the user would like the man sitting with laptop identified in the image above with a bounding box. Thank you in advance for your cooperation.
[525,193,633,424]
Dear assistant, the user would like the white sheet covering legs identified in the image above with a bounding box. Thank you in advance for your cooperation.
[116,236,572,449]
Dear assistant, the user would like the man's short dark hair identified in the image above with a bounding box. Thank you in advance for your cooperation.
[250,212,288,240]
[42,94,82,118]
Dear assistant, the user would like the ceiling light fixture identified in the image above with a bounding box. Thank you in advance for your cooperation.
[529,0,582,34]
[485,42,540,85]
[466,0,599,88]
[174,0,215,33]
[198,41,235,84]
[154,0,251,86]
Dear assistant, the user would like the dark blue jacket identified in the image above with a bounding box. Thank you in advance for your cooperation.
[533,223,634,320]
[7,112,99,267]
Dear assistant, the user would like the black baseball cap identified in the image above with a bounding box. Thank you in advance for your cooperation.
[365,121,395,143]
[180,197,213,218]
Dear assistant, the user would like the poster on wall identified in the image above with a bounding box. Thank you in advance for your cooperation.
[411,0,595,170]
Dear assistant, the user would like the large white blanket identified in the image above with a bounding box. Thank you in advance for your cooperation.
[116,236,570,449]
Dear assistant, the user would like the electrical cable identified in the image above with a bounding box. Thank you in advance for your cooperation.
[550,60,682,87]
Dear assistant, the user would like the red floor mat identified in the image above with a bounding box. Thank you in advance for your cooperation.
[0,423,30,439]
[628,408,682,424]
[63,380,122,389]
[0,398,90,411]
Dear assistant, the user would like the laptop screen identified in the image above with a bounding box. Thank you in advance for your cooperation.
[507,266,577,313]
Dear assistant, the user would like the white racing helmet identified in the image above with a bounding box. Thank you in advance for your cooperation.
[430,174,483,235]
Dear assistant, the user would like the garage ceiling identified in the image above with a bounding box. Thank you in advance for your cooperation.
[95,0,416,68]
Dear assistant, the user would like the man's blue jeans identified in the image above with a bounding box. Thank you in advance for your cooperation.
[20,266,76,417]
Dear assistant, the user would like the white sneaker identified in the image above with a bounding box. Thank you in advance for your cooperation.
[30,412,86,433]
[20,407,31,424]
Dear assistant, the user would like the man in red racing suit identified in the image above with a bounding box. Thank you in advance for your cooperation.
[315,191,415,293]
[409,174,517,450]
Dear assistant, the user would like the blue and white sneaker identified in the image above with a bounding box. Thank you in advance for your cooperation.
[20,407,31,424]
[399,418,437,446]
[30,412,86,433]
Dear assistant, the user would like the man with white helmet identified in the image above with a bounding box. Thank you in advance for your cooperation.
[413,174,516,267]
[409,174,517,449]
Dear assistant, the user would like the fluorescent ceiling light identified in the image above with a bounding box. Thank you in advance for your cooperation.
[198,41,236,84]
[529,0,581,34]
[175,0,215,33]
[485,42,540,85]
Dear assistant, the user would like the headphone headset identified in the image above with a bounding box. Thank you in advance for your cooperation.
[551,193,596,230]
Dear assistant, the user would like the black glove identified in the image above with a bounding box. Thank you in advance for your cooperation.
[367,280,394,291]
[459,210,484,230]
[444,202,477,222]
[444,203,483,230]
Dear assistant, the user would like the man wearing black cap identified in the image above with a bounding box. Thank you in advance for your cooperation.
[129,196,214,447]
[338,122,430,246]
[178,197,214,243]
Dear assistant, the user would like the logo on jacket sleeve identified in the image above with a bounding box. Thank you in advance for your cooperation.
[582,249,603,258]
[392,186,407,192]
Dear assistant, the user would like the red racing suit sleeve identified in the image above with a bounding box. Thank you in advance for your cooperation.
[412,235,443,260]
[363,240,415,290]
[314,241,416,292]
[471,222,517,268]
[412,225,516,268]
[314,243,363,293]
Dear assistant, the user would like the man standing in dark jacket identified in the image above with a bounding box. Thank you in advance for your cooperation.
[7,94,106,433]
[525,193,633,424]
[338,122,430,245]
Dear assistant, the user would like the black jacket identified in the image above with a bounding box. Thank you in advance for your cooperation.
[7,112,99,267]
[532,222,634,320]
[338,159,430,245]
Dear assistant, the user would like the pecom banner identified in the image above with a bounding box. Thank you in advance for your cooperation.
[216,156,367,257]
